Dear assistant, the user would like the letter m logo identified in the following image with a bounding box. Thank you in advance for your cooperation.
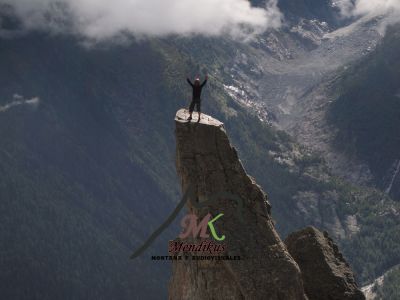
[179,213,211,239]
[179,213,225,241]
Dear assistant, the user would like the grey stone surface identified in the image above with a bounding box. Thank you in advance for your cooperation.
[285,226,365,300]
[169,109,307,300]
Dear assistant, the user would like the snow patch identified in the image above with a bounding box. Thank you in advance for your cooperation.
[0,94,40,112]
[223,83,269,122]
[385,159,400,194]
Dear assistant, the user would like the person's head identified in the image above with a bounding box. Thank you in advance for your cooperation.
[194,78,200,86]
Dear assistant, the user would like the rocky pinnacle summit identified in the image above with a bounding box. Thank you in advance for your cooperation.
[169,109,364,300]
[170,109,306,299]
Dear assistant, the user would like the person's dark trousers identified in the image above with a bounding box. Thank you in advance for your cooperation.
[189,99,201,113]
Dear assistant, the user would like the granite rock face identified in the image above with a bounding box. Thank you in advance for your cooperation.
[285,226,365,300]
[169,109,307,300]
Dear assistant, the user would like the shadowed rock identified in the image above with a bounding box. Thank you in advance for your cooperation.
[285,226,365,300]
[169,109,306,300]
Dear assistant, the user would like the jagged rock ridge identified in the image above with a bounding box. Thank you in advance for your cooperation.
[169,109,306,300]
[169,109,364,300]
[285,226,365,300]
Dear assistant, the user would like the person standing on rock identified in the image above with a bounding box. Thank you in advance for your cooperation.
[186,75,208,121]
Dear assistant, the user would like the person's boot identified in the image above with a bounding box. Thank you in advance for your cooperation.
[188,113,192,121]
[197,112,201,122]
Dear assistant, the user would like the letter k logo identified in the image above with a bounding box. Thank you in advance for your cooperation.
[208,213,225,241]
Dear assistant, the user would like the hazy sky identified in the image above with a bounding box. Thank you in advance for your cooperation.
[1,0,282,40]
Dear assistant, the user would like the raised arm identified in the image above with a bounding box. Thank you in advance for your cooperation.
[186,78,194,87]
[200,75,208,88]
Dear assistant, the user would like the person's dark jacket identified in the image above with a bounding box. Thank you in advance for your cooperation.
[187,78,207,101]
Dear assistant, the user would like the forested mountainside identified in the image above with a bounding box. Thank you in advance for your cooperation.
[328,24,400,199]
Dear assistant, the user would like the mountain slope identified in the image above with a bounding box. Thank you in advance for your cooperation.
[0,33,182,299]
[1,7,400,299]
[327,24,400,199]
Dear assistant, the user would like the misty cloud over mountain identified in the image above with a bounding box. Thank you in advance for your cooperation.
[0,0,282,40]
[336,0,400,30]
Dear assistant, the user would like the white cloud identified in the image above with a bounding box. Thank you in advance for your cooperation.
[0,94,40,112]
[332,1,355,17]
[0,0,282,40]
[336,0,400,23]
[334,0,400,34]
[352,0,400,15]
